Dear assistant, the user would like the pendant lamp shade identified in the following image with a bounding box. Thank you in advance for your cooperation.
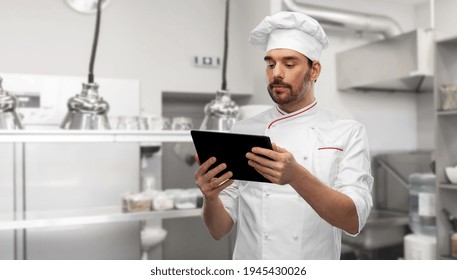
[200,90,239,131]
[61,0,110,130]
[60,82,110,129]
[200,0,239,131]
[65,0,111,14]
[0,76,23,130]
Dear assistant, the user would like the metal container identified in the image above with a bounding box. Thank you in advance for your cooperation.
[0,76,23,129]
[60,82,110,130]
[342,209,409,251]
[440,83,457,111]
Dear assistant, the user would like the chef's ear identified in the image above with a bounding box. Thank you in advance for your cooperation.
[310,60,321,82]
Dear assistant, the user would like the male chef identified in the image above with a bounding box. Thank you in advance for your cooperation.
[194,11,373,259]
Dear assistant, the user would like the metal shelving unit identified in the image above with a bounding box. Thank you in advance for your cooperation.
[0,130,199,232]
[434,28,457,259]
[437,110,457,116]
[0,130,192,143]
[0,207,201,231]
[439,184,457,191]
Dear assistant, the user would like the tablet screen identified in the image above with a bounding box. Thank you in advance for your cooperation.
[191,130,272,183]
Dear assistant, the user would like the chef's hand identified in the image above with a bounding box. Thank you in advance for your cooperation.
[246,143,301,185]
[194,154,234,200]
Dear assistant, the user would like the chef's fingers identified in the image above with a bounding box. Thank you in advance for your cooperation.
[200,175,234,199]
[213,178,234,192]
[195,161,232,191]
[202,162,230,182]
[194,154,201,165]
[247,160,284,185]
[205,170,233,189]
[272,143,287,153]
[207,176,234,192]
[246,150,280,169]
[248,159,280,178]
[194,157,217,178]
[250,146,284,161]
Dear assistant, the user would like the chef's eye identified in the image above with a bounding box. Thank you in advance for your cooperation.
[285,63,295,68]
[266,62,275,69]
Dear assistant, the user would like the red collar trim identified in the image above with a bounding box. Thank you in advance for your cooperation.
[318,147,343,152]
[268,101,317,129]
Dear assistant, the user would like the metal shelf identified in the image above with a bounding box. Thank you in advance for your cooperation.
[0,207,201,231]
[0,130,198,231]
[439,184,457,190]
[439,255,457,260]
[0,130,192,143]
[435,13,457,260]
[436,34,457,45]
[437,110,457,116]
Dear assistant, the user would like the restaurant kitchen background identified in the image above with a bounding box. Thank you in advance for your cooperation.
[1,0,456,260]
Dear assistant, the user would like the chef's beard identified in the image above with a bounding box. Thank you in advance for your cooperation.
[267,70,312,107]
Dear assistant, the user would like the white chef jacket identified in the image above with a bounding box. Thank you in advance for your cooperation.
[219,100,373,260]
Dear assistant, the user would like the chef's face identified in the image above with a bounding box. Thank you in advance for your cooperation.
[265,49,320,112]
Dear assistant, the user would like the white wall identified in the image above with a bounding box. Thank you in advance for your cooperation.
[249,0,433,153]
[0,0,434,153]
[0,0,257,116]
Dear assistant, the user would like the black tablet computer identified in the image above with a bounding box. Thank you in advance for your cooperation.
[190,130,273,183]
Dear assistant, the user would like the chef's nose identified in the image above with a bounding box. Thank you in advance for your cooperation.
[272,65,284,80]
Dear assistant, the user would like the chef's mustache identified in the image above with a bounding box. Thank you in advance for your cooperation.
[268,79,292,90]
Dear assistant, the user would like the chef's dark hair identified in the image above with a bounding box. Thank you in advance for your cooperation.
[307,58,313,69]
[307,58,318,83]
